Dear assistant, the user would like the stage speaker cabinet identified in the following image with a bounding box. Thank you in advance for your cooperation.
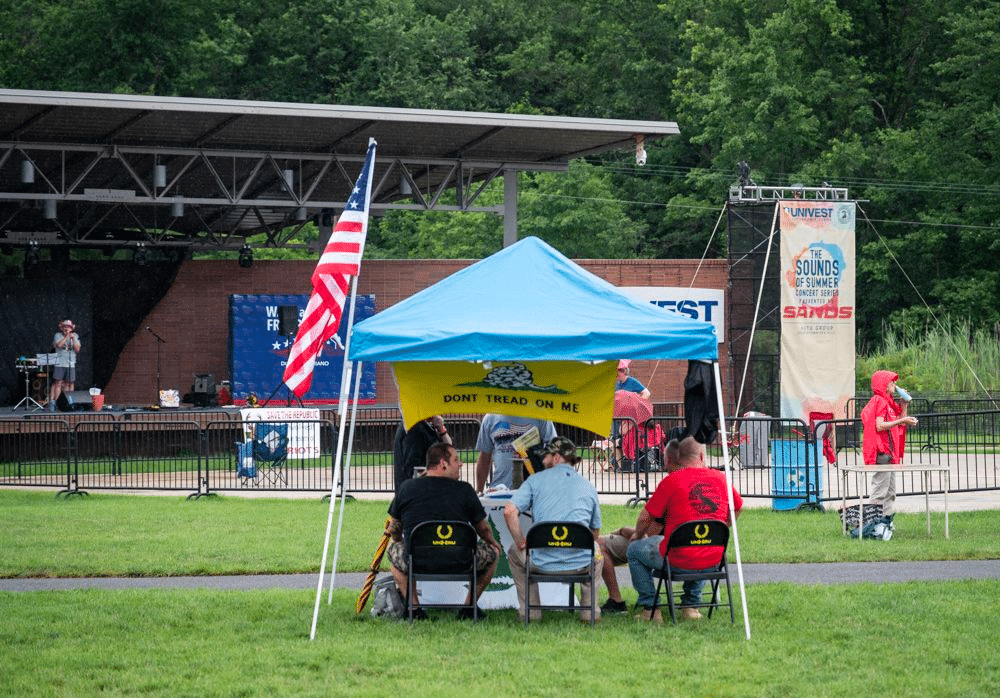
[278,305,299,337]
[193,374,215,394]
[57,390,92,412]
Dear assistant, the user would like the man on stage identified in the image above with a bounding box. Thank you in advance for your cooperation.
[49,319,80,411]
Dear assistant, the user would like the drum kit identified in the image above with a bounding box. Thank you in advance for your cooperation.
[14,353,57,411]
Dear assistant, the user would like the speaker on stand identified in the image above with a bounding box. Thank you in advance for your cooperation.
[278,305,299,337]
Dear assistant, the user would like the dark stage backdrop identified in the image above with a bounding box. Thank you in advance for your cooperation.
[1,260,180,406]
[0,278,92,405]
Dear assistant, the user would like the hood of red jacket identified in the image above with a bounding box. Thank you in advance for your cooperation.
[870,370,898,400]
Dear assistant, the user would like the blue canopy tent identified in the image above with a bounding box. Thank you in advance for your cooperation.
[348,236,718,363]
[313,236,750,638]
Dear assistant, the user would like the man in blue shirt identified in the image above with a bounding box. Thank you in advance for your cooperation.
[503,436,603,623]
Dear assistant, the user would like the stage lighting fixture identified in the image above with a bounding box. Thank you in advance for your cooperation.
[25,241,40,266]
[154,164,167,189]
[21,160,35,184]
[170,199,184,217]
[238,244,253,268]
[134,242,147,266]
[43,199,57,220]
[400,173,413,196]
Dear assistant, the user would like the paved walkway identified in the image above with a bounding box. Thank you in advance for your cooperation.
[4,560,999,592]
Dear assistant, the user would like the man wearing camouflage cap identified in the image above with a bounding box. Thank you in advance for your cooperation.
[503,436,603,623]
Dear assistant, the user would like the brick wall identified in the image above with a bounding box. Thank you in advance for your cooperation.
[104,257,730,410]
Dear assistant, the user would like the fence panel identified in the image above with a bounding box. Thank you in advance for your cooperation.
[204,419,338,493]
[0,418,72,490]
[74,420,203,493]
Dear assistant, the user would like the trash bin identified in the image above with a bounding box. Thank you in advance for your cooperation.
[770,439,822,511]
[739,412,769,468]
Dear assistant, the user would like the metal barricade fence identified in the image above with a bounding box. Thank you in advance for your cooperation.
[0,417,73,491]
[3,408,999,501]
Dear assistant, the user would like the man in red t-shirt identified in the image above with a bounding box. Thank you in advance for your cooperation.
[626,436,742,622]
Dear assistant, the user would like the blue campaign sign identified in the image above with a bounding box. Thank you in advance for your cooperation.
[229,294,376,403]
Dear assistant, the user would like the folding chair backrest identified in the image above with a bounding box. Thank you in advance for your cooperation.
[407,520,477,575]
[665,519,729,568]
[524,521,597,626]
[253,422,288,463]
[525,521,594,560]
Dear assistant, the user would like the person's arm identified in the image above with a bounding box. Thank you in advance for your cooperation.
[630,508,657,541]
[429,415,452,446]
[639,386,651,400]
[503,502,525,550]
[475,452,492,493]
[876,414,917,431]
[474,517,501,556]
[388,517,403,543]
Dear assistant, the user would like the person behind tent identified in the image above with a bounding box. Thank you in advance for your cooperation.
[392,415,451,490]
[618,417,668,472]
[615,359,650,399]
[860,370,918,534]
[475,413,556,493]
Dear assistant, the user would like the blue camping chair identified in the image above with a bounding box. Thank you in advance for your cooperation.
[236,422,289,486]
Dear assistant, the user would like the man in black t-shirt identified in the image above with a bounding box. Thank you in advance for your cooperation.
[387,442,501,618]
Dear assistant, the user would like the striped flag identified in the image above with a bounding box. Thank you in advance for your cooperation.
[282,138,377,397]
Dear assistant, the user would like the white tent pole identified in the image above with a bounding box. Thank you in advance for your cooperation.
[734,202,779,417]
[715,360,752,640]
[329,362,364,603]
[309,275,362,640]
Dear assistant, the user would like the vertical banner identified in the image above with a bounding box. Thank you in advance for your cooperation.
[779,201,856,422]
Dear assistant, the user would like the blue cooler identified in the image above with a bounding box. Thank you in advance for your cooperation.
[770,439,822,510]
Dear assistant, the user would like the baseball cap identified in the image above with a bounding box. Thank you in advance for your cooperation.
[60,320,74,329]
[542,436,579,463]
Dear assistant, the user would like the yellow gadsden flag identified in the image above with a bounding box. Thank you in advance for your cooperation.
[393,360,617,434]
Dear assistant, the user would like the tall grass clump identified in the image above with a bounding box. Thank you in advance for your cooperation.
[857,318,1000,396]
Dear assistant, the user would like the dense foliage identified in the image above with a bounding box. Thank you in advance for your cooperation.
[2,0,997,349]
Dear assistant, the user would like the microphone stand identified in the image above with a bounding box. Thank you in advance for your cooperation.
[146,327,167,402]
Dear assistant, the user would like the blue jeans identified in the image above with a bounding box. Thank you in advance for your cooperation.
[626,536,705,608]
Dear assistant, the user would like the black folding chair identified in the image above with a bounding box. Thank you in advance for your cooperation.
[406,520,478,621]
[651,519,734,624]
[524,521,598,627]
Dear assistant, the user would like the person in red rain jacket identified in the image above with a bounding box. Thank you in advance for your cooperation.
[860,370,918,524]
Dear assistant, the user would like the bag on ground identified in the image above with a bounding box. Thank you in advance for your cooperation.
[370,575,406,619]
[838,503,887,539]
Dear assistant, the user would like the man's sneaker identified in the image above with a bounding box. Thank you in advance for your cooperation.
[456,606,487,621]
[680,607,703,621]
[600,598,628,614]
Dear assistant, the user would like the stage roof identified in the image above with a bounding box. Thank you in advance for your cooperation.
[0,89,679,253]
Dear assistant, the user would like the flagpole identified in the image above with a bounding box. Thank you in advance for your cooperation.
[307,137,377,640]
[310,278,359,638]
[330,357,364,603]
[714,360,751,639]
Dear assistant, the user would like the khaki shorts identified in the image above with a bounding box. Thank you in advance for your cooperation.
[603,533,630,566]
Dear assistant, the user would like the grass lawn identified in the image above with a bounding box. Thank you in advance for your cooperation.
[2,490,999,696]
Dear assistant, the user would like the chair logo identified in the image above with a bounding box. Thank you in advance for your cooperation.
[690,523,713,546]
[548,525,572,547]
[433,524,456,546]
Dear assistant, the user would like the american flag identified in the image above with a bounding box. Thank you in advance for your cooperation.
[282,138,377,397]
